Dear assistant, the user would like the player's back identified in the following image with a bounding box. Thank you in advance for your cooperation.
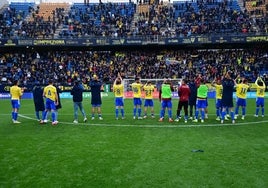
[10,86,22,100]
[236,83,249,99]
[44,85,57,101]
[131,82,142,98]
[33,86,44,103]
[143,85,154,99]
[256,85,265,98]
[222,78,234,99]
[215,84,223,99]
[113,84,124,98]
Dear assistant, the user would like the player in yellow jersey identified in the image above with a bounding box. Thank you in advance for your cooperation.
[212,78,223,121]
[40,80,59,125]
[131,77,143,119]
[113,74,125,120]
[254,76,266,117]
[235,77,250,120]
[10,80,25,123]
[143,81,155,118]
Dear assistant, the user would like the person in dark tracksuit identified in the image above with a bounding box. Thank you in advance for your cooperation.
[53,83,62,122]
[89,75,104,120]
[32,82,45,121]
[71,81,87,124]
[188,78,197,120]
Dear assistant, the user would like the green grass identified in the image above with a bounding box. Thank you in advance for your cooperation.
[0,96,268,188]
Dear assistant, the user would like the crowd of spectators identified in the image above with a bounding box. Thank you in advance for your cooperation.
[62,2,136,37]
[0,49,267,87]
[136,0,267,37]
[0,3,65,39]
[0,1,267,39]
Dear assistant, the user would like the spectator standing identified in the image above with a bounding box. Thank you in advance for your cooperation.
[71,80,87,124]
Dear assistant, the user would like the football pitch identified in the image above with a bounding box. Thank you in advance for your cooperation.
[0,97,268,187]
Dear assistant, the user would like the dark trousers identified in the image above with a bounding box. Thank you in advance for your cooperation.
[177,101,189,117]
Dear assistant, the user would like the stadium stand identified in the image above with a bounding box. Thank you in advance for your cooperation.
[0,0,267,39]
[0,1,267,88]
[59,2,136,37]
[244,0,268,17]
[0,49,267,87]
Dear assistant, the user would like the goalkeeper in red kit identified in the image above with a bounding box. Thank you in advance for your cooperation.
[175,79,191,123]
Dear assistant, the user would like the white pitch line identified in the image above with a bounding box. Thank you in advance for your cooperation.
[18,114,268,128]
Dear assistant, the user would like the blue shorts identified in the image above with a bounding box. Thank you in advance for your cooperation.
[216,99,222,109]
[92,104,101,107]
[236,98,246,107]
[11,99,20,109]
[196,99,207,109]
[133,98,142,106]
[45,98,56,111]
[256,97,264,107]
[161,100,172,109]
[115,97,124,107]
[144,99,154,107]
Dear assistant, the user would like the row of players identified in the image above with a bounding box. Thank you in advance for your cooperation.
[9,72,265,124]
[9,75,103,124]
[114,72,266,124]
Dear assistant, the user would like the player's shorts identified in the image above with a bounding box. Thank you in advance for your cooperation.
[45,98,56,111]
[144,99,154,107]
[34,102,45,111]
[196,99,207,109]
[133,98,142,106]
[236,98,246,107]
[161,100,172,109]
[92,104,101,107]
[115,97,124,107]
[205,99,208,107]
[189,99,196,106]
[256,97,264,107]
[11,99,20,109]
[216,99,222,109]
[222,99,234,108]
